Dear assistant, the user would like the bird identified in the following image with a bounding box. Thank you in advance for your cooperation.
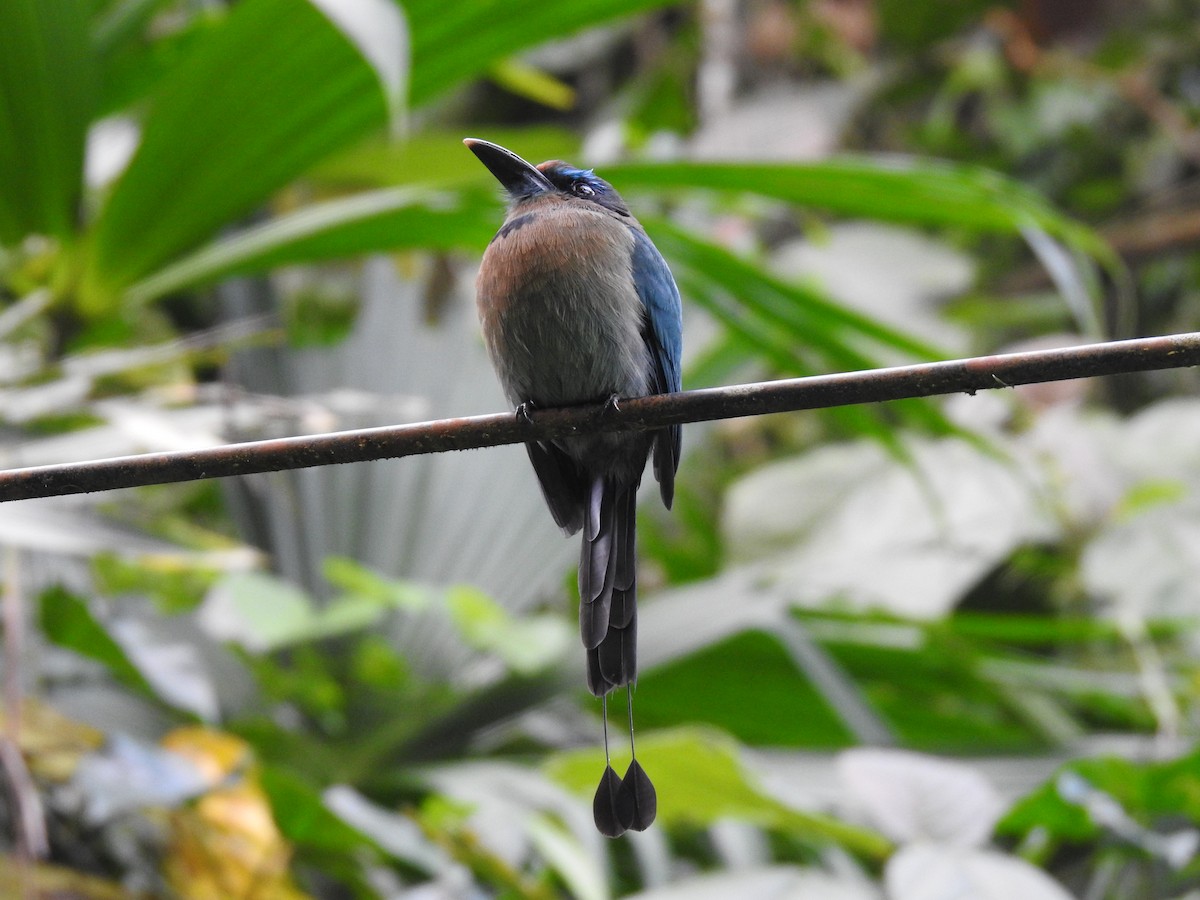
[465,138,682,837]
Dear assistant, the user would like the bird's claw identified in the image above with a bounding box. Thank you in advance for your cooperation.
[515,401,537,424]
[603,394,622,414]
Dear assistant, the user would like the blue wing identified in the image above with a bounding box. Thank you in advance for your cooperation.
[629,227,682,507]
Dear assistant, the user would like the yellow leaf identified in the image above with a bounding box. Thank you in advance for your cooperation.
[160,727,311,900]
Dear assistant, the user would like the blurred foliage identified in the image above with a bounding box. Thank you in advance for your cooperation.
[2,0,1200,898]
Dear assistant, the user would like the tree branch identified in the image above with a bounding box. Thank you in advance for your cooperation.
[1,332,1198,503]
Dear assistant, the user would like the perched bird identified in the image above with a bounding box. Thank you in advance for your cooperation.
[465,139,682,837]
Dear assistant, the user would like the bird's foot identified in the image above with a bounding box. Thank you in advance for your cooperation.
[603,393,622,414]
[515,401,537,424]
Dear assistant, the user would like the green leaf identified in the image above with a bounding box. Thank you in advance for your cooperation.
[88,0,682,302]
[648,219,953,437]
[650,218,946,364]
[488,58,576,111]
[997,748,1200,846]
[92,1,215,119]
[212,572,316,652]
[92,0,175,60]
[39,585,153,696]
[825,636,1045,752]
[323,556,430,611]
[997,757,1136,844]
[945,612,1146,647]
[546,727,893,861]
[260,764,372,855]
[1143,748,1200,821]
[609,158,1115,264]
[210,571,397,651]
[309,0,409,128]
[446,585,570,675]
[310,127,578,189]
[314,596,395,637]
[124,188,495,305]
[637,630,854,747]
[878,0,993,49]
[404,0,682,107]
[0,0,94,244]
[91,553,216,614]
[82,0,392,306]
[1115,479,1187,520]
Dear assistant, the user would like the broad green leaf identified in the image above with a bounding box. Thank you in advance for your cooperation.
[637,630,854,747]
[649,218,947,364]
[315,595,397,636]
[546,727,893,861]
[206,572,317,652]
[39,585,154,696]
[88,0,680,303]
[310,128,578,188]
[446,585,570,675]
[323,556,430,611]
[648,218,953,437]
[120,130,566,300]
[0,0,94,244]
[878,0,993,49]
[609,158,1115,265]
[997,757,1136,844]
[826,637,1044,752]
[124,188,495,305]
[404,0,681,106]
[92,0,174,59]
[1142,748,1200,821]
[260,764,373,855]
[204,571,399,651]
[998,748,1200,846]
[946,612,1168,647]
[309,0,409,129]
[92,2,216,119]
[83,0,393,306]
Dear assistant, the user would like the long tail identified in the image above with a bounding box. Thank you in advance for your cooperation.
[580,475,656,837]
[578,476,637,697]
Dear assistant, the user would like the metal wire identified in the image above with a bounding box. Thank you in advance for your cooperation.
[1,331,1198,503]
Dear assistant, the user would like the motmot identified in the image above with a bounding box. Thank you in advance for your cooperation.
[465,139,682,837]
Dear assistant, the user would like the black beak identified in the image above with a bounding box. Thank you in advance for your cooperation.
[464,138,555,199]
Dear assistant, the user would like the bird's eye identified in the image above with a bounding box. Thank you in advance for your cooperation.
[573,182,596,197]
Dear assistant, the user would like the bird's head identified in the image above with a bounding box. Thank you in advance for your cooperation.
[464,138,630,217]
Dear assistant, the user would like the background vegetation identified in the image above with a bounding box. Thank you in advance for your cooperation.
[2,0,1200,897]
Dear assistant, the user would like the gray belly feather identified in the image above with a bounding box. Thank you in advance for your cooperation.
[477,206,653,476]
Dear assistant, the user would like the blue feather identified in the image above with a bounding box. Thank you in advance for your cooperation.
[629,227,682,506]
[630,228,682,394]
